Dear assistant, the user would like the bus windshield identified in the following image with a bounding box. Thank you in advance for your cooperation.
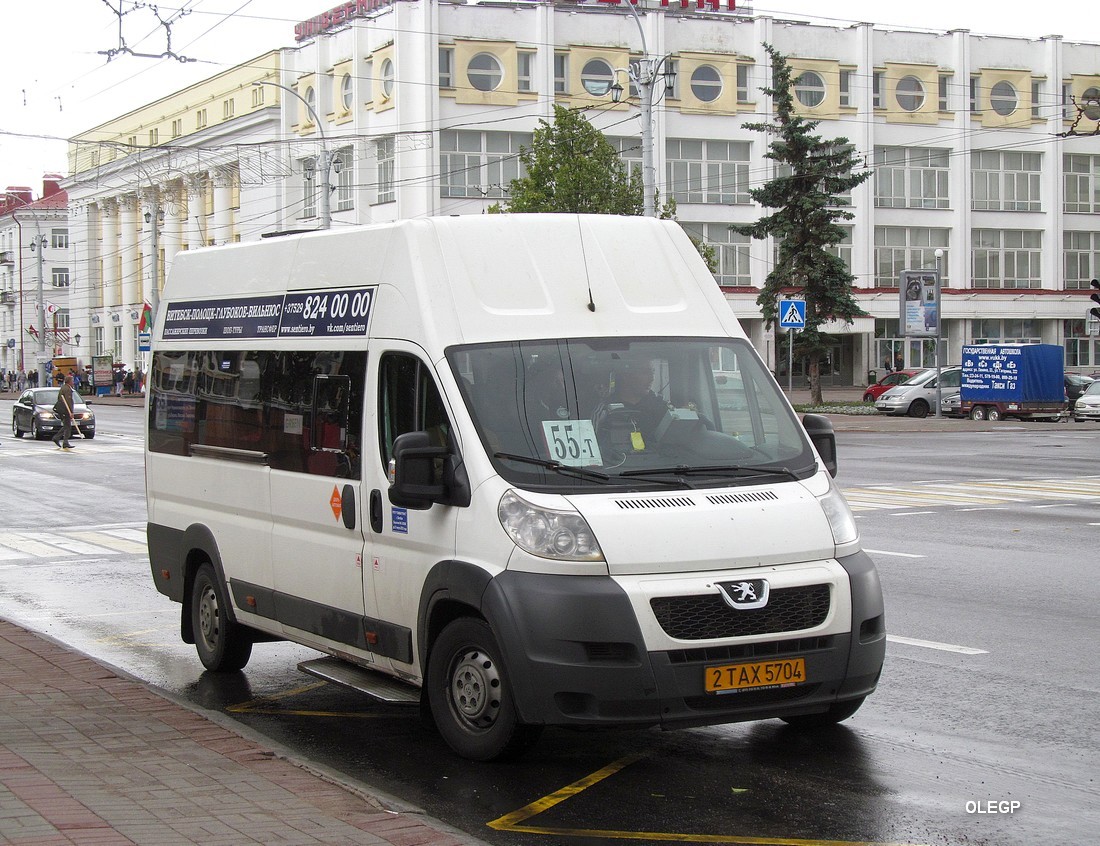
[447,337,817,491]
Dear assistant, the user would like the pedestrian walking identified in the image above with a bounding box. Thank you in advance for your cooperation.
[52,373,78,450]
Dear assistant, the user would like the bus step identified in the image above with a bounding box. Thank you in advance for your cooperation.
[298,657,421,705]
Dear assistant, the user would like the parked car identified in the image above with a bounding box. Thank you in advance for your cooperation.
[940,391,964,418]
[875,366,962,418]
[862,368,921,402]
[10,387,96,440]
[1073,379,1100,422]
[1064,373,1094,402]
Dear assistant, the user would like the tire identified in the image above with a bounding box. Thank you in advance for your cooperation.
[427,617,542,761]
[31,420,45,440]
[190,562,252,672]
[986,407,1001,422]
[781,696,866,729]
[862,392,874,402]
[83,431,95,439]
[969,405,986,421]
[906,399,929,419]
[12,417,23,438]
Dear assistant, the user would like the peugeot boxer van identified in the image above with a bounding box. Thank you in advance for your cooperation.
[145,215,885,760]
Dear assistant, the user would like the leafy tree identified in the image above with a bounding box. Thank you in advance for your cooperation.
[732,44,871,405]
[492,104,644,215]
[492,105,717,271]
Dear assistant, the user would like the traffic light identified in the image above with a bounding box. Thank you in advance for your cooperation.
[1091,278,1100,321]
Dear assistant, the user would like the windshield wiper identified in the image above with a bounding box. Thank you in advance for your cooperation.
[493,452,611,483]
[619,464,805,482]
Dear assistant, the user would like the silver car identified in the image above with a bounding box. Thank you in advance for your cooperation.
[875,366,962,418]
[1073,380,1100,422]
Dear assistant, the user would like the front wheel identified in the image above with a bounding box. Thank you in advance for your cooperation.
[427,618,542,761]
[862,392,874,402]
[781,696,866,729]
[191,563,252,671]
[31,420,44,440]
[907,400,929,419]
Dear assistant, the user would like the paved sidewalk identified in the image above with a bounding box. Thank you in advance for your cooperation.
[0,619,484,846]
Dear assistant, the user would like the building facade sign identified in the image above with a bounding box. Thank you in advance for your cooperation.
[295,0,740,42]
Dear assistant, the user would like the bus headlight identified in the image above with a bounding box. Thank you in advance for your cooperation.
[818,482,859,546]
[498,490,604,562]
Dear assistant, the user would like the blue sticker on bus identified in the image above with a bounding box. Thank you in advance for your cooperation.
[391,507,408,534]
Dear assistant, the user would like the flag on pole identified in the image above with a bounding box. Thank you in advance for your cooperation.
[139,301,153,332]
[45,301,60,317]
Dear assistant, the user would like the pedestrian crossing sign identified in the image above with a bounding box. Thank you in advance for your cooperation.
[778,298,806,330]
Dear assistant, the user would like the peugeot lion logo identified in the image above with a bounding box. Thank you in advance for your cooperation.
[717,579,770,610]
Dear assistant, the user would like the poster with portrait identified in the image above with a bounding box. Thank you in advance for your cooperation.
[899,270,940,337]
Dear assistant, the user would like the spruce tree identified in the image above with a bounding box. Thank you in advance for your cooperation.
[733,44,871,405]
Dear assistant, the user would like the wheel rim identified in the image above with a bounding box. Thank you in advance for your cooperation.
[988,409,1001,421]
[448,647,501,730]
[196,582,221,653]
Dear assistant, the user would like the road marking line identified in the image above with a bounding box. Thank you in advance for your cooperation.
[864,549,925,559]
[889,511,934,515]
[488,756,927,845]
[887,635,988,655]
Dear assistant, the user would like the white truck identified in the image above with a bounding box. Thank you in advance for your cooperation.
[145,214,884,760]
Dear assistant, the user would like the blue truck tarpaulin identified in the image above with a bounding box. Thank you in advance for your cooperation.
[961,344,1064,403]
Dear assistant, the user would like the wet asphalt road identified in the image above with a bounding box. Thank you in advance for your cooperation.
[1,401,1096,846]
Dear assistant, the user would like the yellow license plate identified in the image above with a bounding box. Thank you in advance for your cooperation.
[705,658,807,693]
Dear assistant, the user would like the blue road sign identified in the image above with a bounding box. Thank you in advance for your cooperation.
[778,298,806,329]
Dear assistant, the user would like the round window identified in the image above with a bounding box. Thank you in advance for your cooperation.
[581,59,615,96]
[380,59,394,98]
[1083,86,1100,121]
[690,65,723,102]
[896,75,925,112]
[341,73,353,111]
[990,81,1017,116]
[794,71,825,108]
[467,53,503,92]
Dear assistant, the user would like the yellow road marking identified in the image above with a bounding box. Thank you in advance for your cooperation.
[488,755,928,846]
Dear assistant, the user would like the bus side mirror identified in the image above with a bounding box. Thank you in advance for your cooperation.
[389,432,448,509]
[801,413,838,477]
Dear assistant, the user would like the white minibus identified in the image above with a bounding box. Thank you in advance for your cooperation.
[146,215,884,760]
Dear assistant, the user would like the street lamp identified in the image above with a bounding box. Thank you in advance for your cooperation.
[613,2,675,217]
[934,248,944,419]
[253,80,332,229]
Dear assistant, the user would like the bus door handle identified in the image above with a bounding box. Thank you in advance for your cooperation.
[369,489,383,534]
[341,484,356,530]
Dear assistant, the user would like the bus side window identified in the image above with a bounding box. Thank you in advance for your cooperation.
[379,352,451,482]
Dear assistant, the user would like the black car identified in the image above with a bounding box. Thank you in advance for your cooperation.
[11,387,96,440]
[1065,373,1094,402]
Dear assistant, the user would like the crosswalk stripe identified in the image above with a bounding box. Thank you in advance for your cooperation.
[843,476,1100,512]
[69,530,147,554]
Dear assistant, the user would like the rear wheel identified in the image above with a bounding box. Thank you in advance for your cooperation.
[11,417,23,438]
[781,696,866,729]
[969,405,986,421]
[191,563,252,671]
[907,400,929,418]
[427,617,542,761]
[986,407,1001,422]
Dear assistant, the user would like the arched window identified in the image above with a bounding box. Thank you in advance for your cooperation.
[794,71,825,108]
[990,81,1017,116]
[581,59,615,96]
[468,53,503,92]
[380,59,395,99]
[896,76,925,112]
[341,73,353,111]
[690,65,723,102]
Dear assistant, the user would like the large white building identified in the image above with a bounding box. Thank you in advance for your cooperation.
[64,0,1100,384]
[0,179,71,381]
